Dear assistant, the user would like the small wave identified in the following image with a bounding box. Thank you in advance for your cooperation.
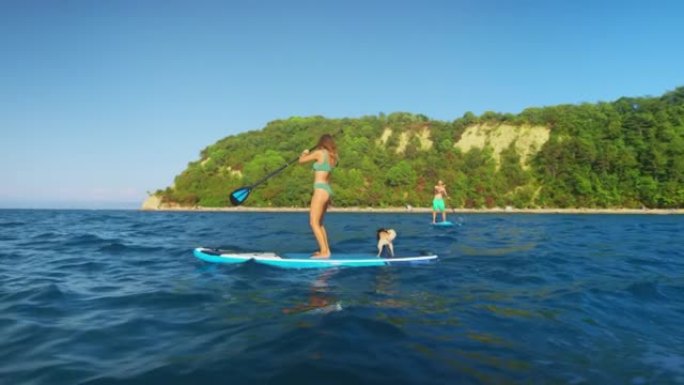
[87,289,216,312]
[626,256,668,268]
[63,234,113,247]
[26,283,68,302]
[31,231,64,239]
[626,280,669,302]
[322,314,408,339]
[96,242,166,255]
[0,221,27,228]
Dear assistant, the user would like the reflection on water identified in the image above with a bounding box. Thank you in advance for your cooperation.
[373,268,405,308]
[283,269,342,315]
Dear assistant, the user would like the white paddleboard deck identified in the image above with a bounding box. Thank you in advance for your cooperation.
[194,247,437,269]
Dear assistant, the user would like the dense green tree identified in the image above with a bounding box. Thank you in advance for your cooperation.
[385,160,417,188]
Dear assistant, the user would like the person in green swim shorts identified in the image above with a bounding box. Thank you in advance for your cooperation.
[432,180,449,224]
[298,134,338,258]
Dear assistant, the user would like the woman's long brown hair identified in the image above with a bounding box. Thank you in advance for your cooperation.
[316,134,338,166]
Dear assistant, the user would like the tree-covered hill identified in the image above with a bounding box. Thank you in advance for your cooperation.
[151,87,684,209]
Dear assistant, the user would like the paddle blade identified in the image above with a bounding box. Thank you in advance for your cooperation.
[229,186,252,206]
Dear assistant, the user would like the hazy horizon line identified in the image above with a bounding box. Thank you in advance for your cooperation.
[0,200,141,210]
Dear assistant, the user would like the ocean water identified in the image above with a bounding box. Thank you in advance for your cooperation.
[1,210,683,385]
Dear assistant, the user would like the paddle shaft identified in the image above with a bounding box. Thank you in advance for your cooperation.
[248,145,316,189]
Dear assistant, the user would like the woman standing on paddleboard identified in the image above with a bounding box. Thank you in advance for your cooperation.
[299,134,338,258]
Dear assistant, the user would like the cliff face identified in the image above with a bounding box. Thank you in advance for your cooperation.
[141,194,191,210]
[141,195,161,210]
[454,123,550,169]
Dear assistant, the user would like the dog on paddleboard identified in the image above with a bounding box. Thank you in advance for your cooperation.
[376,228,397,257]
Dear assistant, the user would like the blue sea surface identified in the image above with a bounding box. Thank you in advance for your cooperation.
[1,210,683,385]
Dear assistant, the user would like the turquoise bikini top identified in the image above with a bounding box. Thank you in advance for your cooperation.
[312,149,334,172]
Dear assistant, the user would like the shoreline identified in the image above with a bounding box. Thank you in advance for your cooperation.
[140,206,684,215]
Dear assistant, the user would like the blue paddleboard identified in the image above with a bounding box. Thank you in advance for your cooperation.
[432,221,454,227]
[193,247,437,269]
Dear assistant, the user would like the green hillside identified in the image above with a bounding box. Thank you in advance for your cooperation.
[152,87,684,209]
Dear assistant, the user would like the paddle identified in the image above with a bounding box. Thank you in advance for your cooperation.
[229,132,340,206]
[229,155,304,206]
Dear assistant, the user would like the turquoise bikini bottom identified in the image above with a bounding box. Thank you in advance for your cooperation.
[313,182,333,196]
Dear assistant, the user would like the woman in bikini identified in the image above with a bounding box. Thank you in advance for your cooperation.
[298,134,338,258]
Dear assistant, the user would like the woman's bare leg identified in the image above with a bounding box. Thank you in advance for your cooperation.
[320,200,330,253]
[310,189,331,258]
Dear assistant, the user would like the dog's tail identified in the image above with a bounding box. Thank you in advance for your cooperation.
[376,228,387,240]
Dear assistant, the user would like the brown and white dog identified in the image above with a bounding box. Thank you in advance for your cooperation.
[376,228,397,257]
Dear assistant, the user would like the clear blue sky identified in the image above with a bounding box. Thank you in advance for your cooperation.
[2,0,683,208]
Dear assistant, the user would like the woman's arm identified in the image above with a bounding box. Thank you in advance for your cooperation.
[298,149,321,164]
